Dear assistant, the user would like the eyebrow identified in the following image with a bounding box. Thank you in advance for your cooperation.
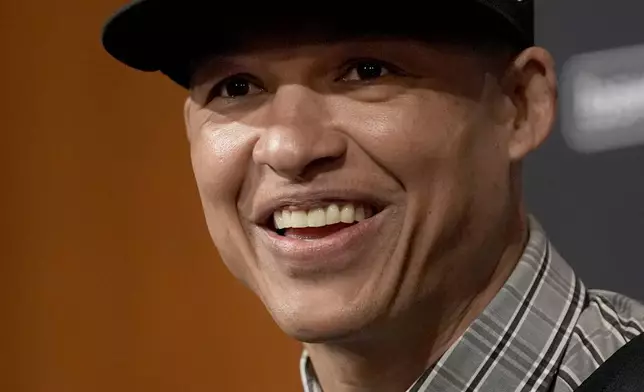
[189,56,246,88]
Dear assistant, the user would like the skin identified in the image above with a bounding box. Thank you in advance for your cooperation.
[183,32,557,392]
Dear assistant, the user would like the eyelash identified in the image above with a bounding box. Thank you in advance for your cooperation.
[336,58,404,82]
[206,73,264,104]
[205,58,403,103]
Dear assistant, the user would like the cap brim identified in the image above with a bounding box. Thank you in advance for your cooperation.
[102,0,195,87]
[102,0,533,89]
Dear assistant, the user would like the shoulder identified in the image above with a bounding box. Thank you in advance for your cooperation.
[552,290,644,392]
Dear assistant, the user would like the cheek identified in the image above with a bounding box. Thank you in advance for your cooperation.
[335,93,476,181]
[190,120,259,203]
[333,92,508,226]
[188,120,261,284]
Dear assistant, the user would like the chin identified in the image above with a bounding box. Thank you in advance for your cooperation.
[277,316,369,344]
[266,298,379,344]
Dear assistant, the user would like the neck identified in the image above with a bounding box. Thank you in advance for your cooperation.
[303,212,529,392]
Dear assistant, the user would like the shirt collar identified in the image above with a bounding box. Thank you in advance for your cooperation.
[301,217,586,392]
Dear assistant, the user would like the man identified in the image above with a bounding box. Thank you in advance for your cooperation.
[102,1,644,391]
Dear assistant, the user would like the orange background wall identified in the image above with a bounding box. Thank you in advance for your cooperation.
[1,1,301,391]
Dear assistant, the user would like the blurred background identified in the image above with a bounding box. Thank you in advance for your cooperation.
[1,1,643,391]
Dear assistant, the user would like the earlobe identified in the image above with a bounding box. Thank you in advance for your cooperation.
[506,47,557,161]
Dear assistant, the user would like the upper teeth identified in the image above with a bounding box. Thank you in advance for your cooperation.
[273,203,370,230]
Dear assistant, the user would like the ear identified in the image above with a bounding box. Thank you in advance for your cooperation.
[502,47,557,161]
[183,97,195,143]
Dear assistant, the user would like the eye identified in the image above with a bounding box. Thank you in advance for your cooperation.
[341,59,394,82]
[208,74,264,102]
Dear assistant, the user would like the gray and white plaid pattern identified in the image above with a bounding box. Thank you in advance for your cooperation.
[300,217,644,392]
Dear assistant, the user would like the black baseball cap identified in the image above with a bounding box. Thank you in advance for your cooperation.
[102,0,534,89]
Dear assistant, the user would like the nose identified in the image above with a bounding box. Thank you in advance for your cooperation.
[252,84,347,181]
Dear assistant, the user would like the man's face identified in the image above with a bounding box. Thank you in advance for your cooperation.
[184,34,520,342]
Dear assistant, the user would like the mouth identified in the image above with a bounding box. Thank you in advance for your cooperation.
[264,202,382,240]
[252,194,394,271]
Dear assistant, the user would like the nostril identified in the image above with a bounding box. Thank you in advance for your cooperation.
[295,155,347,182]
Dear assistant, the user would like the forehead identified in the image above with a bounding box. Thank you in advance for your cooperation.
[189,32,504,89]
[185,9,510,73]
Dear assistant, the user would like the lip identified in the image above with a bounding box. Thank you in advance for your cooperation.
[250,189,388,225]
[253,206,392,273]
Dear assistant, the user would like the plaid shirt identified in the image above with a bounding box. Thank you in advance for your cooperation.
[300,217,644,392]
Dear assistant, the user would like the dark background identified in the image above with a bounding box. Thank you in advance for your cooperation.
[529,0,644,300]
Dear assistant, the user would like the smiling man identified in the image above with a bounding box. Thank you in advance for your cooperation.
[102,2,644,391]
